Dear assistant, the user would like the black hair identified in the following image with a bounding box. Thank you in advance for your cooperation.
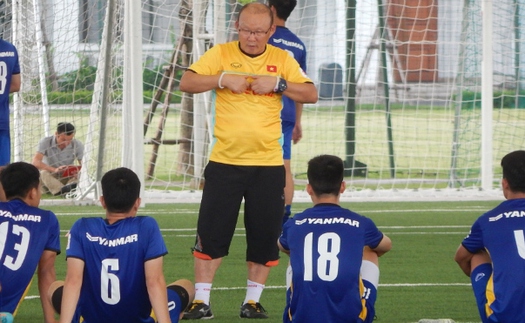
[101,167,141,213]
[57,122,75,135]
[237,2,274,26]
[268,0,297,21]
[0,162,40,199]
[307,155,344,196]
[501,150,525,193]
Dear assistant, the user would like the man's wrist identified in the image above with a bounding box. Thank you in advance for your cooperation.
[273,76,280,92]
[218,72,226,89]
[273,77,287,93]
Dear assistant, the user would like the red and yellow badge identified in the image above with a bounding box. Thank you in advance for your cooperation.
[267,65,277,73]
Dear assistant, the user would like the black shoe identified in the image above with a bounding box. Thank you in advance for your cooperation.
[239,301,268,319]
[55,183,77,196]
[182,301,214,320]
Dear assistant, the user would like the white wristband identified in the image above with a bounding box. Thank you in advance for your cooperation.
[273,76,280,92]
[218,72,226,89]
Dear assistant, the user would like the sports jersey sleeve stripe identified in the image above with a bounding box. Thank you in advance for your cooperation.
[64,255,84,261]
[144,251,168,262]
[44,247,61,254]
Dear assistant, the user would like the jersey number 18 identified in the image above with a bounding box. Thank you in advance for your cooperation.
[303,232,340,282]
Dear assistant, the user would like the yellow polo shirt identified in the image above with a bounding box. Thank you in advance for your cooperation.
[189,41,313,166]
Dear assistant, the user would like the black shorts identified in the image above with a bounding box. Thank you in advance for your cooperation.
[193,161,285,265]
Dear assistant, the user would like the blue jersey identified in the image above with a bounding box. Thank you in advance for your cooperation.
[462,198,525,322]
[66,216,168,323]
[268,26,307,123]
[0,39,20,130]
[279,204,384,322]
[0,199,60,313]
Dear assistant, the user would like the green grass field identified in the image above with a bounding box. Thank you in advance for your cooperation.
[13,200,500,323]
[16,107,525,186]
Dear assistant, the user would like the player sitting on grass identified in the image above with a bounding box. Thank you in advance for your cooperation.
[49,167,194,323]
[0,162,60,323]
[278,155,392,322]
[455,150,525,323]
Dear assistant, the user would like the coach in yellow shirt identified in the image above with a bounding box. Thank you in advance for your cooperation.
[179,2,317,320]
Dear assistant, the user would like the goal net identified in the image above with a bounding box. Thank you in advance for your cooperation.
[5,0,524,202]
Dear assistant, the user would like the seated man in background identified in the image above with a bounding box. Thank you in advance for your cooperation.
[32,122,84,196]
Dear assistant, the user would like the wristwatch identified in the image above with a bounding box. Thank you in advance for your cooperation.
[274,78,287,93]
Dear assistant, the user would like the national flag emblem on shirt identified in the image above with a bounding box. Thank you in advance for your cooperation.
[267,65,277,72]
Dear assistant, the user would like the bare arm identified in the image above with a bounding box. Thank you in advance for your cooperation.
[250,75,317,104]
[372,234,392,257]
[277,239,290,256]
[10,74,20,93]
[454,244,474,277]
[292,102,303,144]
[145,257,171,323]
[179,70,222,94]
[32,152,55,172]
[180,70,318,104]
[281,82,317,104]
[32,152,69,174]
[180,70,253,95]
[38,250,58,323]
[59,258,84,323]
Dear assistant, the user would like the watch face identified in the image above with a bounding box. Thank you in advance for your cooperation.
[278,79,287,92]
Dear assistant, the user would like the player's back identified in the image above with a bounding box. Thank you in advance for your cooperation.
[268,26,307,122]
[0,200,60,313]
[281,204,383,322]
[268,26,306,69]
[67,216,167,323]
[471,198,525,321]
[0,39,20,127]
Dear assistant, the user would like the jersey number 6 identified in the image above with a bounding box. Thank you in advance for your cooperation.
[101,258,121,305]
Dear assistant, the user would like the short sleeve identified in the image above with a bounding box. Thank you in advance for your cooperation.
[13,47,20,75]
[278,219,292,251]
[143,217,168,261]
[66,219,86,260]
[187,45,223,76]
[363,217,385,249]
[45,210,61,254]
[76,140,85,160]
[281,53,313,84]
[461,220,484,254]
[36,137,48,154]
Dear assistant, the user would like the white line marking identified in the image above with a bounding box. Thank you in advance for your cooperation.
[26,282,470,299]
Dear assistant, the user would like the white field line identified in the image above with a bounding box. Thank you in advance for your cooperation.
[60,225,471,236]
[24,282,471,301]
[53,205,490,217]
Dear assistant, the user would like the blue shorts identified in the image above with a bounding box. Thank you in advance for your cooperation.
[168,284,190,323]
[361,279,378,323]
[471,263,498,323]
[0,129,10,166]
[283,278,377,323]
[281,120,294,160]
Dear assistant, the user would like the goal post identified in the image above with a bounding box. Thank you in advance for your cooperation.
[6,0,524,203]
